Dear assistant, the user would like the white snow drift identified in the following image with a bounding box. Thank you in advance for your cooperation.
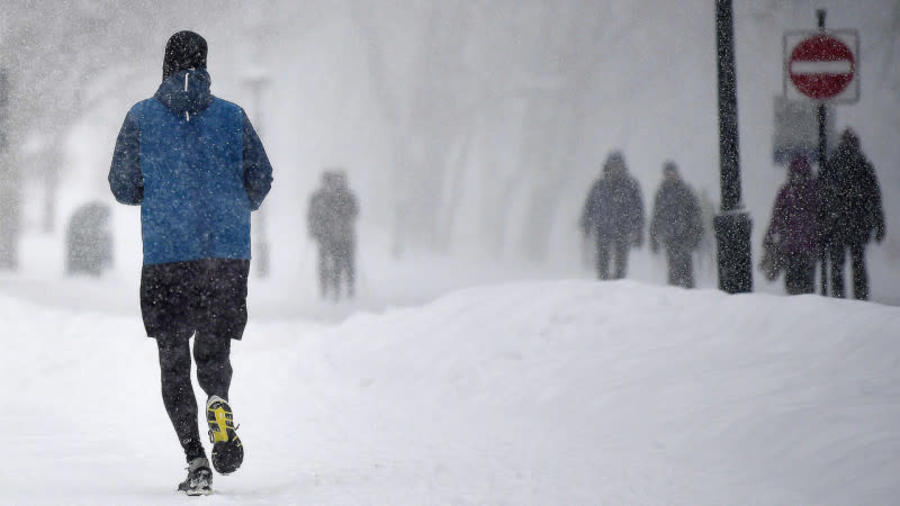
[1,280,898,505]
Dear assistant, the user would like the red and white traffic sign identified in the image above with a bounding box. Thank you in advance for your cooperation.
[783,30,859,103]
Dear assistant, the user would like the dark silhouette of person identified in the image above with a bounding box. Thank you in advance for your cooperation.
[818,129,885,300]
[649,162,703,288]
[580,151,644,280]
[308,170,359,299]
[763,156,819,295]
[108,30,273,494]
[65,201,113,276]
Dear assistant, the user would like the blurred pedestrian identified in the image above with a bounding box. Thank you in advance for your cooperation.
[108,30,273,495]
[649,162,703,288]
[763,156,819,295]
[818,128,885,300]
[580,151,644,280]
[65,201,113,276]
[308,170,359,300]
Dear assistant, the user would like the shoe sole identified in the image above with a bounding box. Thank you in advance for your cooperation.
[207,399,243,474]
[184,485,212,496]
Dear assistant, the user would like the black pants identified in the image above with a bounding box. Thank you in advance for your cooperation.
[141,258,249,462]
[828,242,869,300]
[318,240,355,299]
[784,252,815,295]
[596,237,629,280]
[157,332,232,461]
[665,245,694,289]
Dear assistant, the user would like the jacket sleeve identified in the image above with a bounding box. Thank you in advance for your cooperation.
[687,191,704,247]
[579,182,598,235]
[631,180,645,233]
[866,163,885,238]
[349,192,360,219]
[242,111,273,211]
[766,189,786,245]
[108,109,143,205]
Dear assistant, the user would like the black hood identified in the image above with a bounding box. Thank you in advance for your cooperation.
[154,68,213,119]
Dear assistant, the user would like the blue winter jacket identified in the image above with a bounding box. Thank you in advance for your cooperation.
[108,69,273,265]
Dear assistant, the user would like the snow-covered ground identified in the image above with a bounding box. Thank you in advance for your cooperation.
[1,276,898,505]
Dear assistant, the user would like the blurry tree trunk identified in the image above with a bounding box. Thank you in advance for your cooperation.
[352,1,475,255]
[0,67,18,269]
[517,3,604,260]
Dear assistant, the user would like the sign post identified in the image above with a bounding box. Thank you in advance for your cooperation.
[782,10,859,295]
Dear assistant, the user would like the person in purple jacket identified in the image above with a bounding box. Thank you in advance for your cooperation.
[763,156,819,295]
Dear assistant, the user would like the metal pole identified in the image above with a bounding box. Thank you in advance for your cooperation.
[717,0,740,214]
[714,0,753,293]
[816,8,829,296]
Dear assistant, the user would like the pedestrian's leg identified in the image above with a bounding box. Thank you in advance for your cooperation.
[327,246,339,301]
[157,333,205,462]
[829,246,846,298]
[800,253,816,294]
[317,245,328,299]
[683,250,695,289]
[346,241,356,298]
[196,259,248,475]
[850,242,869,300]
[819,248,829,296]
[613,237,628,279]
[194,331,232,400]
[596,240,610,280]
[784,254,803,295]
[667,246,692,288]
[333,247,345,301]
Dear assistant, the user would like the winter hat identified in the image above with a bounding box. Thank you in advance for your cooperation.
[663,160,678,175]
[788,156,812,179]
[162,31,207,81]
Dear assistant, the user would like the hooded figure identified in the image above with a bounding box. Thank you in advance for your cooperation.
[580,151,644,280]
[763,156,819,295]
[108,30,273,495]
[650,162,703,288]
[308,170,359,300]
[818,128,885,300]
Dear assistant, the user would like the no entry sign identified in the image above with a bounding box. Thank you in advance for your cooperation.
[783,30,859,103]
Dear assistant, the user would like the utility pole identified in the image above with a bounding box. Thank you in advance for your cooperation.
[816,8,829,296]
[713,0,753,293]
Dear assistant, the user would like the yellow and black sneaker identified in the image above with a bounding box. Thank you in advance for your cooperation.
[206,395,243,474]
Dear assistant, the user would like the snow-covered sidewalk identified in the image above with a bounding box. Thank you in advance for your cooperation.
[1,280,898,505]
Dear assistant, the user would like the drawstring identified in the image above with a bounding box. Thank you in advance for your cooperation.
[184,72,191,122]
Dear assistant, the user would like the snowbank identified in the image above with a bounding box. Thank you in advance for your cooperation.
[1,280,898,504]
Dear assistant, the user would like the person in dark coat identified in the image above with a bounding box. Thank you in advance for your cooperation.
[108,31,273,495]
[580,151,644,280]
[818,128,885,300]
[308,170,359,300]
[764,156,819,295]
[649,162,703,288]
